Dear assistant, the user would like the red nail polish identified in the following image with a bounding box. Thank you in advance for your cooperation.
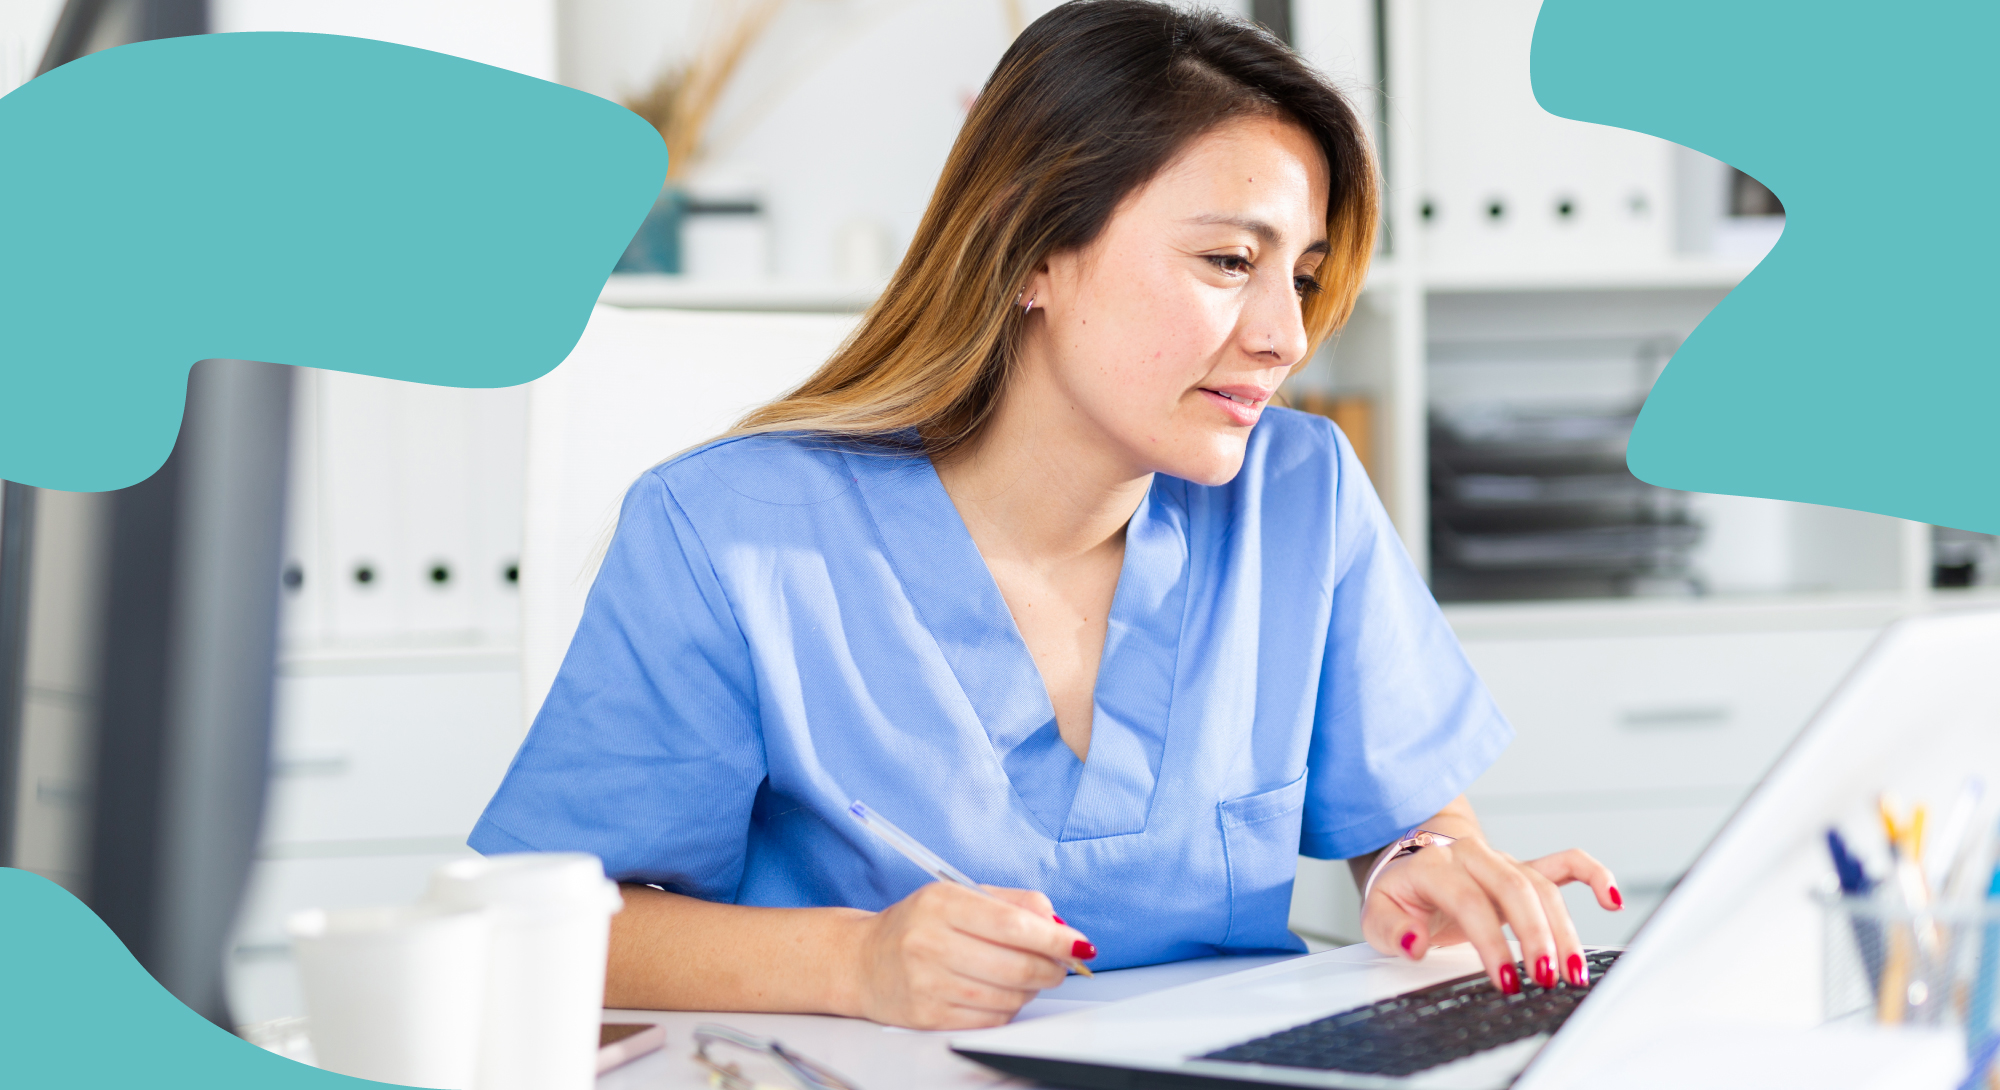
[1498,963,1521,995]
[1052,915,1066,925]
[1072,940,1097,960]
[1400,932,1417,954]
[1533,956,1556,989]
[1609,886,1624,909]
[1567,952,1589,987]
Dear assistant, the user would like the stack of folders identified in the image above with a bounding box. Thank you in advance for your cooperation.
[1427,401,1702,601]
[1826,779,2000,1088]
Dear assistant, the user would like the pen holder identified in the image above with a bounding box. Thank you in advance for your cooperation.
[1820,893,2000,1053]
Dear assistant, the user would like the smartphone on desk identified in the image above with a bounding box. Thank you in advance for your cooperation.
[599,1022,667,1074]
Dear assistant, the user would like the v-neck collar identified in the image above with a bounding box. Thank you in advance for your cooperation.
[847,447,1190,842]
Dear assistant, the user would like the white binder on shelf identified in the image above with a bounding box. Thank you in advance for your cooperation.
[467,387,529,648]
[279,368,328,649]
[1419,0,1674,277]
[317,371,408,645]
[395,382,478,643]
[1293,0,1380,150]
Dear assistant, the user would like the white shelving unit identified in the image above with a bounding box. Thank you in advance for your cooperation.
[231,374,531,1025]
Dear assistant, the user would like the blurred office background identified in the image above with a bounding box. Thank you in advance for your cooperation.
[4,0,1996,1029]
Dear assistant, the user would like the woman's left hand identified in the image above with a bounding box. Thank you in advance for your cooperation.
[1360,834,1621,996]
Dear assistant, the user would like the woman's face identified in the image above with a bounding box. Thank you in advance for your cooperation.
[1022,113,1332,487]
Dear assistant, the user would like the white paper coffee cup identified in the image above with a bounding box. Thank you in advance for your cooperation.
[288,903,491,1089]
[426,853,623,1090]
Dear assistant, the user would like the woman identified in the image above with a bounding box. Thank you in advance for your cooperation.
[472,0,1620,1031]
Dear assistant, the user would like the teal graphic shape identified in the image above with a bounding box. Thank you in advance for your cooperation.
[0,32,666,493]
[1531,2,1999,534]
[0,867,376,1086]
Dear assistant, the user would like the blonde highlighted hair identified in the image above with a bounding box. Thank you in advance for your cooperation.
[727,0,1377,459]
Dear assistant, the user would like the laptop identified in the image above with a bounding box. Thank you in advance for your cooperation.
[951,607,2000,1088]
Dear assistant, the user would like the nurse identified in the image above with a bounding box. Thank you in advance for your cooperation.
[473,0,1621,1031]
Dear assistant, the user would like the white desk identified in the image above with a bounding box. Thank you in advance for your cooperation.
[595,953,1304,1089]
[590,943,1977,1090]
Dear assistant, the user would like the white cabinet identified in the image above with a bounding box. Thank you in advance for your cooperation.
[229,657,522,1024]
[1456,621,1881,942]
[263,659,523,847]
[1462,627,1880,799]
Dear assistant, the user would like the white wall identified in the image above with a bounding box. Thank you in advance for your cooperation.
[211,0,558,81]
[193,1,1360,285]
[559,0,1037,281]
[0,0,65,91]
[558,0,1278,282]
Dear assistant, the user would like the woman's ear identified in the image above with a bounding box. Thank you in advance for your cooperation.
[1018,260,1055,314]
[1025,252,1078,316]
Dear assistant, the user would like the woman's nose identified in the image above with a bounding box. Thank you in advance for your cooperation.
[1243,279,1310,366]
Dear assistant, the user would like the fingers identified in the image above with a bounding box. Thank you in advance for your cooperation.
[1358,861,1432,961]
[1524,864,1589,988]
[1426,856,1520,995]
[862,883,1087,1030]
[1457,844,1559,992]
[1525,848,1623,913]
[941,929,1069,992]
[945,884,1093,966]
[894,950,1045,1029]
[1365,842,1618,1000]
[982,885,1057,919]
[1369,848,1517,993]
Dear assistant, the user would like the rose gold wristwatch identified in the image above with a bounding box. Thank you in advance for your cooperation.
[1360,827,1459,908]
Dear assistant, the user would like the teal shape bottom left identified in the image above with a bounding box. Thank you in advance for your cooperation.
[0,867,385,1088]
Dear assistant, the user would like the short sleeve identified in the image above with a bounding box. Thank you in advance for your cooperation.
[468,468,766,900]
[1298,425,1513,860]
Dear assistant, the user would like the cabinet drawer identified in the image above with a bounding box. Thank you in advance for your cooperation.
[263,668,522,846]
[1470,798,1736,887]
[1460,627,1877,798]
[1472,798,1740,946]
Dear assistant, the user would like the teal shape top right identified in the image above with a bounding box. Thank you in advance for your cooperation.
[1532,0,2000,534]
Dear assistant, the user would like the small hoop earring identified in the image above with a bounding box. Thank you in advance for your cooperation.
[1022,295,1036,314]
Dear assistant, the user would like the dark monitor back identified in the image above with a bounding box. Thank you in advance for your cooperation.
[0,0,296,1029]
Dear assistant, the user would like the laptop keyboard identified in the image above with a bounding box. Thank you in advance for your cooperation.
[1199,949,1623,1078]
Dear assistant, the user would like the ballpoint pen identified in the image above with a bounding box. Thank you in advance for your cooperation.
[1967,824,2000,1090]
[1826,829,1884,998]
[1877,794,1941,1023]
[849,800,1094,977]
[1927,777,1984,897]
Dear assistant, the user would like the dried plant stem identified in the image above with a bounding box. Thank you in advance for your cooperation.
[625,0,784,183]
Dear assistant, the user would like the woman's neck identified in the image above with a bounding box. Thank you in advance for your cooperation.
[933,365,1152,566]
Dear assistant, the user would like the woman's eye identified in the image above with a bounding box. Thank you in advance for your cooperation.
[1294,274,1324,298]
[1206,254,1252,276]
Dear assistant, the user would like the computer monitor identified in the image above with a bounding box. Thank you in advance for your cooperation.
[88,358,292,1029]
[0,2,294,1030]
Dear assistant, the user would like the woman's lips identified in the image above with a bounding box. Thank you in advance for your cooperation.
[1200,387,1267,426]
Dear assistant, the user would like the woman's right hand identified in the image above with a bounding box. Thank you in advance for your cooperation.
[849,882,1096,1029]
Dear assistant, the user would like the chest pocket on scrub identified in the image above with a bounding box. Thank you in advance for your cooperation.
[1217,770,1309,951]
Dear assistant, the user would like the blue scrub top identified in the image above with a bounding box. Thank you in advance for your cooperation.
[471,408,1511,967]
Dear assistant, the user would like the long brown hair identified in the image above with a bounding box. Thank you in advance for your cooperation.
[728,0,1378,458]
